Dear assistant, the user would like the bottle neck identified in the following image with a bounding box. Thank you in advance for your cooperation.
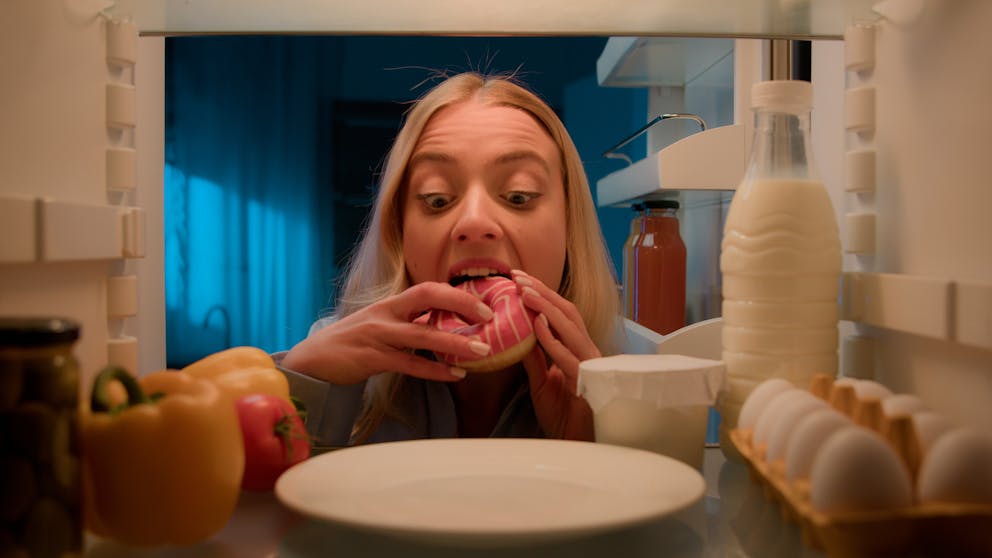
[640,208,680,233]
[645,208,677,218]
[745,108,818,182]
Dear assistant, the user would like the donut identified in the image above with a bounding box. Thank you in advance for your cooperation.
[428,276,538,372]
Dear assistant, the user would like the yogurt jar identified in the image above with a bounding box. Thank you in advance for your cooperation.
[578,354,726,469]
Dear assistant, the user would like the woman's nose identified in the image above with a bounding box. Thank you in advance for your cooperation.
[451,189,503,243]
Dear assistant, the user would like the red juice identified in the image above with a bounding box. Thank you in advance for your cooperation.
[632,200,686,335]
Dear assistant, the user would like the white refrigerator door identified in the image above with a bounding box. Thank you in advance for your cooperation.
[824,1,992,431]
[0,3,165,388]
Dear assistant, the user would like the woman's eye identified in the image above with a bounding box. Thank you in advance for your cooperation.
[417,193,453,210]
[503,191,541,206]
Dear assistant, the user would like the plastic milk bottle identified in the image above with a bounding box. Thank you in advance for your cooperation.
[717,80,841,460]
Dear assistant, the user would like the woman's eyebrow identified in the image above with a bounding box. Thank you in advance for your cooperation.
[408,149,552,174]
[408,151,455,167]
[492,150,552,174]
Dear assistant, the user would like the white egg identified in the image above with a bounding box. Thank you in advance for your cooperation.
[911,411,954,455]
[765,396,828,463]
[810,426,913,513]
[784,408,851,481]
[852,379,893,401]
[881,393,926,417]
[738,378,795,430]
[917,428,992,505]
[753,389,813,448]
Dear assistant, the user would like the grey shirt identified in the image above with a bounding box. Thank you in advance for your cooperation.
[275,318,545,447]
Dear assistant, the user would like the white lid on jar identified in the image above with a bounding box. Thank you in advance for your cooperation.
[577,354,726,413]
[751,80,813,114]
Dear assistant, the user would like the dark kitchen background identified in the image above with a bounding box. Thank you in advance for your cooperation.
[163,35,648,366]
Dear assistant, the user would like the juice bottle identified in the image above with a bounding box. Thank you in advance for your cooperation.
[632,199,687,335]
[622,202,643,319]
[717,81,841,460]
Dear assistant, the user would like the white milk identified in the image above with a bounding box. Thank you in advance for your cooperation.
[718,178,841,455]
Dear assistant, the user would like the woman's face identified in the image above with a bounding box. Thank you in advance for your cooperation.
[401,99,568,291]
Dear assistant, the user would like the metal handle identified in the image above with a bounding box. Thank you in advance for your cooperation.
[603,113,708,165]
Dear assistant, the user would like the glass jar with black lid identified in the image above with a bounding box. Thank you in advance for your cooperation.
[0,317,82,557]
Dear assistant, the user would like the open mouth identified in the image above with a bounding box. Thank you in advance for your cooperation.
[448,268,511,287]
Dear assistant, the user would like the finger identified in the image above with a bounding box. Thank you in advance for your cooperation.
[521,343,551,393]
[383,348,467,382]
[377,320,494,362]
[532,313,582,392]
[510,270,583,324]
[412,312,430,326]
[521,345,572,426]
[394,282,495,324]
[518,287,599,362]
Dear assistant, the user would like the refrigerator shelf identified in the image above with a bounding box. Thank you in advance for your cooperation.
[0,194,144,263]
[841,272,992,352]
[108,0,877,38]
[595,124,746,207]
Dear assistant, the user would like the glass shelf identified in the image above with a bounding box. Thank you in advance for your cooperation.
[111,0,878,39]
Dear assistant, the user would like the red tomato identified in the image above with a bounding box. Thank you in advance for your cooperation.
[234,394,310,491]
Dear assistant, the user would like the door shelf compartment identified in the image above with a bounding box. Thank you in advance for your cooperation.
[595,124,745,207]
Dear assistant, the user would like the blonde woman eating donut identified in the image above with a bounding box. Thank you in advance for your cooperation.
[278,72,621,445]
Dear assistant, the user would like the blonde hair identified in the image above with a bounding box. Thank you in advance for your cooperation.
[337,72,621,440]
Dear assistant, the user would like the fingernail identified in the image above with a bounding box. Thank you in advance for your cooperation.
[514,275,533,287]
[476,302,494,321]
[522,286,540,298]
[469,340,491,356]
[539,313,549,327]
[450,366,467,379]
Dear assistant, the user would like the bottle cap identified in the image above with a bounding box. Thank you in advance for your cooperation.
[751,80,813,113]
[643,199,679,209]
[0,317,80,346]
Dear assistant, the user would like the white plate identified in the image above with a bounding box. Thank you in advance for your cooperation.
[275,438,705,546]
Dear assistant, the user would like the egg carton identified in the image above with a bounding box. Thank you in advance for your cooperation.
[729,374,992,558]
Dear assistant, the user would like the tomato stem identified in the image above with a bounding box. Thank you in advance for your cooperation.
[273,411,312,462]
[289,396,308,424]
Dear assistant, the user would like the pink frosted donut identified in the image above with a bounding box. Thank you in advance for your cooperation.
[428,276,538,373]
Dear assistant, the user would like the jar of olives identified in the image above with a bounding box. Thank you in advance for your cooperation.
[0,317,82,557]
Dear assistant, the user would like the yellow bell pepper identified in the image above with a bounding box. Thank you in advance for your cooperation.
[81,367,244,547]
[182,346,291,404]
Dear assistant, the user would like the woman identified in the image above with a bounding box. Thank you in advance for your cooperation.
[280,72,621,445]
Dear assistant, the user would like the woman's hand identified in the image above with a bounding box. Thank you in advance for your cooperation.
[512,270,599,441]
[281,282,495,385]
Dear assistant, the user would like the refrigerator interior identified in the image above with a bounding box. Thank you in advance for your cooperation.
[1,0,989,434]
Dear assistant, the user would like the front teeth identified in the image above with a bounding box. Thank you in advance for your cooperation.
[461,267,500,278]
